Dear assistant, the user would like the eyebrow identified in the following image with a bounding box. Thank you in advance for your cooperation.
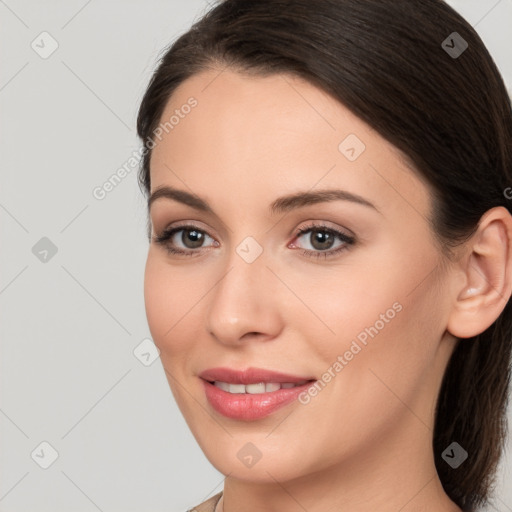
[148,185,380,215]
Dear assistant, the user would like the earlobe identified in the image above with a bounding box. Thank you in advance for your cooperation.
[447,206,512,340]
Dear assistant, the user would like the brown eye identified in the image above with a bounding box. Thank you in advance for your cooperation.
[308,229,336,251]
[291,223,356,260]
[153,224,217,256]
[180,228,206,249]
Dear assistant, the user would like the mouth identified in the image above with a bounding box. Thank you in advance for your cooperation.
[199,366,316,386]
[198,367,318,421]
[203,379,314,394]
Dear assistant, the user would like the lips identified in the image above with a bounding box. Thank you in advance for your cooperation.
[199,367,316,385]
[199,367,317,420]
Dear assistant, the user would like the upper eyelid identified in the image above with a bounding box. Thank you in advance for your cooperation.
[295,221,354,237]
[158,220,348,235]
[155,220,214,238]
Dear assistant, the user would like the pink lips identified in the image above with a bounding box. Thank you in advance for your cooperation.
[199,367,317,421]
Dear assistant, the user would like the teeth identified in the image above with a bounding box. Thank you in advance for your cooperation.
[228,383,245,394]
[246,383,266,394]
[215,381,230,392]
[213,381,308,394]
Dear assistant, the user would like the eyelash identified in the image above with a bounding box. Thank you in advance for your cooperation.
[152,222,356,260]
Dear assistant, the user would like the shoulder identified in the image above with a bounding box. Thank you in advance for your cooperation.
[186,491,223,512]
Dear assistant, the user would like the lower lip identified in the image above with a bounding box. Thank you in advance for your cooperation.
[202,379,316,421]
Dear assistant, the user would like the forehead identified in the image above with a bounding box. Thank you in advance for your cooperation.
[149,68,431,221]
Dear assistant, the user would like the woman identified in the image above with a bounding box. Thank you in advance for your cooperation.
[136,0,512,510]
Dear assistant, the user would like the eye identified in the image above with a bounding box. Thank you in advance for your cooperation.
[290,222,356,259]
[153,224,218,257]
[153,221,356,260]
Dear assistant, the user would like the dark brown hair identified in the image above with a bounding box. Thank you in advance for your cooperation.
[136,1,512,509]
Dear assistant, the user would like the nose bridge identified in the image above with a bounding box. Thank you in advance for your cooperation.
[205,239,281,344]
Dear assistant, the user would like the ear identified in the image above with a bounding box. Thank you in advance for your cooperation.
[447,206,512,339]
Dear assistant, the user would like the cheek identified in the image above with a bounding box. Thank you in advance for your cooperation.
[284,261,405,364]
[143,254,170,342]
[143,252,200,357]
[289,249,441,406]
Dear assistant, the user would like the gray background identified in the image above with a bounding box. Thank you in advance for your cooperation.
[1,1,511,511]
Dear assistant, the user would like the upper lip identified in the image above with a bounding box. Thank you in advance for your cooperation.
[199,367,316,385]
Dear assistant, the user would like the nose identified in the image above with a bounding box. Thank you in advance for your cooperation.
[205,249,283,346]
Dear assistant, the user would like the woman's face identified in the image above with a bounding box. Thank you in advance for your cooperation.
[144,68,459,484]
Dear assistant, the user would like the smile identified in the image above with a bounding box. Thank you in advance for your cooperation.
[211,381,309,394]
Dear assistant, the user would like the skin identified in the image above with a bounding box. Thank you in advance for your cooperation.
[144,68,512,512]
